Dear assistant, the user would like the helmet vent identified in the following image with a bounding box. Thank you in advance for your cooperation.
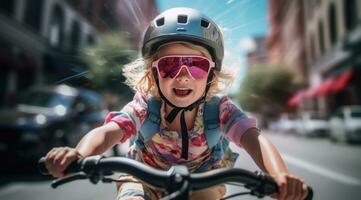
[156,17,165,26]
[177,15,188,24]
[201,19,210,28]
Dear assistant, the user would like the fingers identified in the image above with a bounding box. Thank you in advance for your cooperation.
[277,175,287,200]
[301,183,309,200]
[289,176,303,200]
[274,174,308,200]
[284,176,293,200]
[293,178,302,200]
[44,147,79,178]
[60,149,80,173]
[45,148,62,177]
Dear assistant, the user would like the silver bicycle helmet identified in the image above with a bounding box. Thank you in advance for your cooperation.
[142,7,224,71]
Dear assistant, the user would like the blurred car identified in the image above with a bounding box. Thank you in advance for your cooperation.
[270,114,299,134]
[296,112,329,137]
[329,106,361,143]
[0,84,107,162]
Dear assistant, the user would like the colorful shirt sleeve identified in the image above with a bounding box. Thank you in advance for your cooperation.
[104,93,148,143]
[219,96,258,147]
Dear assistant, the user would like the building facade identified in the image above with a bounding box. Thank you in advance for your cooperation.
[303,0,361,114]
[0,0,158,107]
[247,36,269,67]
[267,0,307,84]
[268,0,361,115]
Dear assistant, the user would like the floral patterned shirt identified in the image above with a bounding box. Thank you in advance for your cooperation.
[104,93,257,171]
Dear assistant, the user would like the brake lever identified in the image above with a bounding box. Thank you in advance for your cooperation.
[244,171,277,198]
[51,172,88,188]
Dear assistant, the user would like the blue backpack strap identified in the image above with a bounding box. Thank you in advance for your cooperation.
[139,95,221,147]
[139,97,161,141]
[204,96,221,148]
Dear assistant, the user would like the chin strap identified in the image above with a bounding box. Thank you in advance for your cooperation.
[152,68,214,160]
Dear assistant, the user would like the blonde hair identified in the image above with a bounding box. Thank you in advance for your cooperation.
[122,42,234,100]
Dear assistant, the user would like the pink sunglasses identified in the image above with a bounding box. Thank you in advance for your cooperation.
[152,55,215,80]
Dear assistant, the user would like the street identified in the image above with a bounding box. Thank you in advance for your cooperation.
[0,131,360,200]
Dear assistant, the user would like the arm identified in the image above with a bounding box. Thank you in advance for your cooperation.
[240,128,288,175]
[240,129,308,200]
[76,121,124,157]
[45,121,124,178]
[45,93,147,178]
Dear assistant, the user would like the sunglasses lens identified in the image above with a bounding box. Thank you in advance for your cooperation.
[158,57,181,78]
[186,57,210,79]
[157,56,211,79]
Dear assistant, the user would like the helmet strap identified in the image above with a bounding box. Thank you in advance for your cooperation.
[151,68,214,159]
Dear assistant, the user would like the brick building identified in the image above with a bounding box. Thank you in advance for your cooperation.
[0,0,158,107]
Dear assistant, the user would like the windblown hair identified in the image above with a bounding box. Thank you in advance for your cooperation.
[122,42,234,100]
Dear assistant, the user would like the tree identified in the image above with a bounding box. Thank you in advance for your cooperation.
[82,32,137,109]
[238,65,298,124]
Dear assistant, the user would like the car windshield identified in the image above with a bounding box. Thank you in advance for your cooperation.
[16,90,74,109]
[351,110,361,118]
[309,113,326,120]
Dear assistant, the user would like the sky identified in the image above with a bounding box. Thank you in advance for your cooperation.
[155,0,268,95]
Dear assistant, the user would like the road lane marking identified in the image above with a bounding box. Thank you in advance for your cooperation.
[281,153,361,186]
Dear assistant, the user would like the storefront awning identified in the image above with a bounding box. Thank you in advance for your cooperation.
[303,69,354,98]
[287,69,354,108]
[287,90,306,108]
[331,70,353,93]
[311,78,336,96]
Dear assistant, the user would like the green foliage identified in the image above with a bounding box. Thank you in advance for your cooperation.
[81,32,138,108]
[82,32,137,92]
[238,65,297,115]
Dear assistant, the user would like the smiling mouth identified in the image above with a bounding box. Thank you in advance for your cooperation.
[173,88,193,97]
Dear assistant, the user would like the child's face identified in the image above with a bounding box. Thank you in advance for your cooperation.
[156,43,209,107]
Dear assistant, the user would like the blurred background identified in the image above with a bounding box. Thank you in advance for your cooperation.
[0,0,360,199]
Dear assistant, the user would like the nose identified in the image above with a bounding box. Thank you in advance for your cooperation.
[175,65,192,81]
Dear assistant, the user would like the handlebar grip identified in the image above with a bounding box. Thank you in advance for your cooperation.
[305,186,313,200]
[38,157,49,175]
[263,173,313,200]
[38,157,83,176]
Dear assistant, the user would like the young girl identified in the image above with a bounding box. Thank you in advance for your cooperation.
[44,8,308,200]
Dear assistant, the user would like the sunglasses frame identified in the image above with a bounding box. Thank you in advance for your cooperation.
[152,55,215,80]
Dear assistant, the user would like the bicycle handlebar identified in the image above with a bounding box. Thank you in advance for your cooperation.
[38,156,313,200]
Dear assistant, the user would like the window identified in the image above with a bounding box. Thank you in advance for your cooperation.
[318,21,325,55]
[329,4,338,45]
[344,0,358,31]
[24,0,44,32]
[309,37,314,63]
[0,0,14,16]
[48,5,65,48]
[86,0,94,18]
[86,34,95,45]
[100,3,117,29]
[65,0,78,8]
[70,21,81,53]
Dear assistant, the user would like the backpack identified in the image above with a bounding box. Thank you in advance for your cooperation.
[133,96,231,171]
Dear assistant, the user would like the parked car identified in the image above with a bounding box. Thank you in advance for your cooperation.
[0,84,107,162]
[296,112,329,137]
[329,106,361,143]
[270,114,299,134]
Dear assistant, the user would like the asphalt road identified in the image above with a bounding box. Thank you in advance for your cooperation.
[0,131,360,200]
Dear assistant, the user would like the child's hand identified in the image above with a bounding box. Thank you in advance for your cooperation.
[271,173,308,200]
[44,147,83,178]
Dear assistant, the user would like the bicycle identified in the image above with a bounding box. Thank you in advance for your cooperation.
[38,155,313,200]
